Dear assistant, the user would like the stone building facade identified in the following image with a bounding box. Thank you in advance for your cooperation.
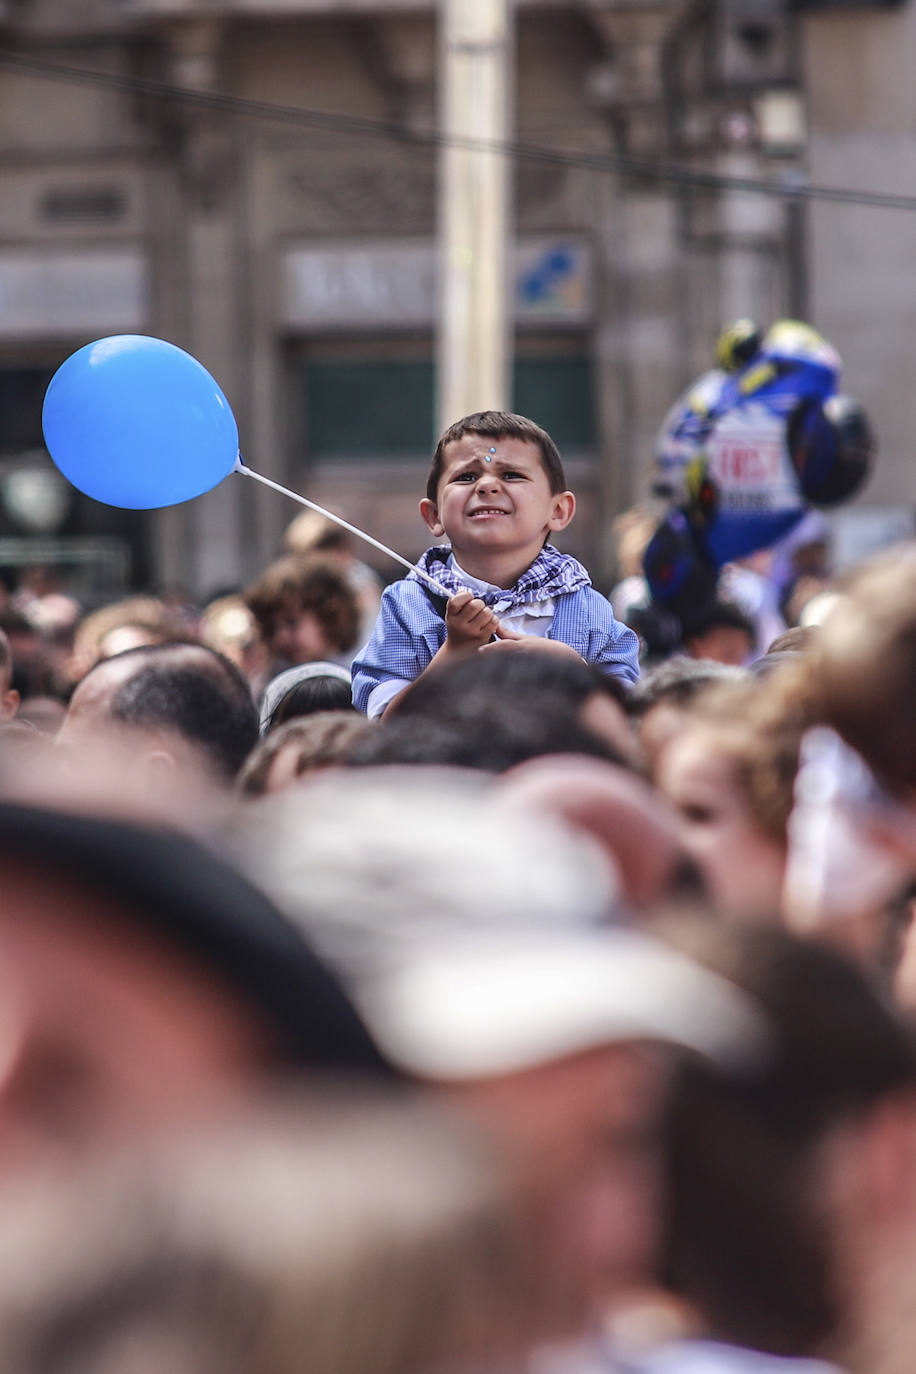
[0,0,805,601]
[803,0,916,559]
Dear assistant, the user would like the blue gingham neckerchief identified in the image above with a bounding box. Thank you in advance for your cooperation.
[408,544,591,613]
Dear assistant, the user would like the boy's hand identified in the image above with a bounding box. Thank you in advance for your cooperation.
[444,591,503,650]
[482,631,585,663]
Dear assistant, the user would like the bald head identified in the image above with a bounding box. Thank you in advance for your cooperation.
[60,643,258,785]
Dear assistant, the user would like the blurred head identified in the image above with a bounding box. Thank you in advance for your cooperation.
[284,508,353,559]
[809,547,916,796]
[389,650,635,767]
[494,755,705,911]
[237,712,373,797]
[629,658,748,778]
[0,610,59,702]
[750,623,820,681]
[655,919,916,1360]
[612,506,658,581]
[683,601,755,667]
[68,597,185,685]
[234,768,767,1315]
[655,679,804,921]
[0,1092,550,1374]
[346,702,624,774]
[259,662,354,736]
[0,801,393,1175]
[198,595,269,689]
[0,629,20,723]
[245,557,360,667]
[58,643,259,789]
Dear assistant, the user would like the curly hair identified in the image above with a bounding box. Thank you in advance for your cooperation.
[244,556,360,656]
[673,671,815,843]
[809,547,916,794]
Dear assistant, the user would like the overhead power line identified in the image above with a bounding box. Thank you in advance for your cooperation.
[1,46,916,213]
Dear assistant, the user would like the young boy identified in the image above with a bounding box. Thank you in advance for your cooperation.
[352,412,639,718]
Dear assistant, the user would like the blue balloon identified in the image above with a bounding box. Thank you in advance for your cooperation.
[42,335,240,510]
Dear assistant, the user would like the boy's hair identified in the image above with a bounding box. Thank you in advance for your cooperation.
[245,556,360,656]
[426,412,566,503]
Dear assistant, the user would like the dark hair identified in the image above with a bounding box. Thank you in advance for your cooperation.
[238,712,373,797]
[346,697,624,773]
[245,557,360,656]
[426,412,567,503]
[0,799,394,1077]
[106,643,259,782]
[657,921,916,1357]
[683,599,755,642]
[267,675,356,733]
[392,649,630,724]
[0,608,34,639]
[0,610,66,700]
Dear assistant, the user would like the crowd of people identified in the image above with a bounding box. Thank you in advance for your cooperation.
[0,408,915,1374]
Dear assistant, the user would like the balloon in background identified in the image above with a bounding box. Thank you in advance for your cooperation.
[42,335,239,510]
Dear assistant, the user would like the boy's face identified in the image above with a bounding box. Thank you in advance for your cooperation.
[420,435,574,570]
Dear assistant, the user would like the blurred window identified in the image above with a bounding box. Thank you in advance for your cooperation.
[303,348,595,461]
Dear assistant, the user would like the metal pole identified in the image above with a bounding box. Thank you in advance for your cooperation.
[437,0,512,431]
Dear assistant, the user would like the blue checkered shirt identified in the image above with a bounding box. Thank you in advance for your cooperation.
[351,545,640,715]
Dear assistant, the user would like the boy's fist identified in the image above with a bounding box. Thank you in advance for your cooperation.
[481,633,584,662]
[445,591,502,649]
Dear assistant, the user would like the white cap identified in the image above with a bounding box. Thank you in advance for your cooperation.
[355,926,768,1080]
[239,768,770,1080]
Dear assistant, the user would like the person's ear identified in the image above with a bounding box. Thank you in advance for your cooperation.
[142,748,178,787]
[0,689,19,723]
[854,1093,916,1231]
[547,491,576,533]
[419,498,445,538]
[0,968,31,1125]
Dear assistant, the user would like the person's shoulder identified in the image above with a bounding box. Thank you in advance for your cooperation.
[371,577,446,645]
[564,582,620,626]
[380,576,417,601]
[380,577,441,613]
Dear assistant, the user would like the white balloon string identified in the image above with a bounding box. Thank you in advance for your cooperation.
[233,456,454,600]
